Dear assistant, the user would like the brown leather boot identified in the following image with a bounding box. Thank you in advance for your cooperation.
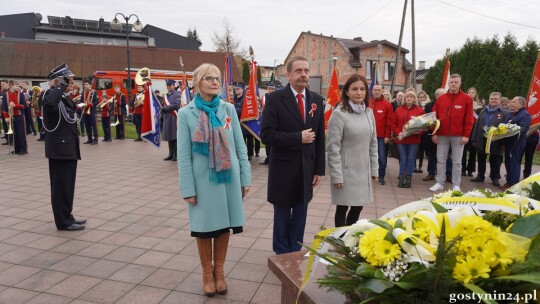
[213,232,230,294]
[196,238,216,296]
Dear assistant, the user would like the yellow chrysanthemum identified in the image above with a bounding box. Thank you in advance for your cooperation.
[453,256,491,284]
[358,227,388,263]
[413,221,431,242]
[372,240,401,266]
[525,209,540,217]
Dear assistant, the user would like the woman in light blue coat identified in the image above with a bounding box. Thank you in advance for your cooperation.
[177,63,251,297]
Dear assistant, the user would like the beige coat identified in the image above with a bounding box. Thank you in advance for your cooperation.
[326,105,378,206]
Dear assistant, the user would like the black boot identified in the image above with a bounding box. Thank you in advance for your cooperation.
[398,174,405,188]
[404,175,412,188]
[171,140,177,161]
[164,141,173,161]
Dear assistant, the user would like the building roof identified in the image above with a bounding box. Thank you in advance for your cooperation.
[0,38,241,80]
[141,25,200,51]
[336,38,409,53]
[416,68,429,80]
[0,13,38,39]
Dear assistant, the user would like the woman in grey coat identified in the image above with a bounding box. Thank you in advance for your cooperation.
[327,75,378,227]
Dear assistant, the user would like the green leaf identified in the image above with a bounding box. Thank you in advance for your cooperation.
[394,219,404,229]
[431,202,448,213]
[463,284,498,304]
[369,219,393,231]
[374,269,385,279]
[356,263,376,277]
[357,278,394,293]
[509,214,540,238]
[494,273,540,284]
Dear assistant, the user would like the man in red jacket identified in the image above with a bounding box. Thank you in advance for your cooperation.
[369,84,393,185]
[430,74,474,192]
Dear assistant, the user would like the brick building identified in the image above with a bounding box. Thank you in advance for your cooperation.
[277,31,412,96]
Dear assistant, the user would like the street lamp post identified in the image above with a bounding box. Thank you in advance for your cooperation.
[111,13,143,107]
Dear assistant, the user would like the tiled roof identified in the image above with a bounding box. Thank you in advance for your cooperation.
[0,38,241,80]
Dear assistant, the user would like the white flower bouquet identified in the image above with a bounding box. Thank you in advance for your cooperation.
[397,112,440,140]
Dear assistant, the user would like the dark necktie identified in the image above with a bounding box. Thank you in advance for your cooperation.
[297,93,304,122]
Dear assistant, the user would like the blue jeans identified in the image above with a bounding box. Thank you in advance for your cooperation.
[273,202,308,255]
[397,144,418,175]
[377,138,387,179]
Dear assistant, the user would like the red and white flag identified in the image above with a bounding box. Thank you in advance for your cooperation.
[526,50,540,129]
[441,52,451,91]
[324,66,340,130]
[141,83,161,148]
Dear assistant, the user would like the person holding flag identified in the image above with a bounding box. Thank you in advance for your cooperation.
[130,85,145,142]
[162,79,180,161]
[177,63,251,297]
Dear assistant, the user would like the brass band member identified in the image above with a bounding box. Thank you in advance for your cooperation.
[35,83,48,142]
[42,63,86,231]
[113,84,126,139]
[99,95,112,142]
[130,85,145,142]
[82,80,99,145]
[0,80,9,145]
[70,84,84,136]
[1,80,28,155]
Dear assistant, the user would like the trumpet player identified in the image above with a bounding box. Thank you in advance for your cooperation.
[1,80,28,155]
[99,95,113,142]
[0,80,9,145]
[69,84,84,137]
[82,80,99,145]
[21,81,37,136]
[35,83,48,142]
[42,63,86,231]
[130,84,145,141]
[113,84,126,140]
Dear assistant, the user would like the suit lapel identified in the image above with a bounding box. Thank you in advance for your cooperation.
[281,84,303,126]
[305,90,314,127]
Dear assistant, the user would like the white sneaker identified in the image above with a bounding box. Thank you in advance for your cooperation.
[452,185,461,191]
[429,183,444,192]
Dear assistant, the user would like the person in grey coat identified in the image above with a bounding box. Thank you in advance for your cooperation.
[327,75,378,227]
[162,79,181,161]
[470,92,508,186]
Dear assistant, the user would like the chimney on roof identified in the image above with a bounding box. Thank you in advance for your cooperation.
[419,61,425,70]
[353,37,363,41]
[65,16,72,28]
[98,18,104,31]
[1,32,4,38]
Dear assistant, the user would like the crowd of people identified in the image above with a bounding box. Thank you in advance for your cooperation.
[5,59,538,298]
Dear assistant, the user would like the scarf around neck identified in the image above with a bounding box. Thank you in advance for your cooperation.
[192,94,231,184]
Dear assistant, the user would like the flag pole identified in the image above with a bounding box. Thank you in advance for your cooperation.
[390,0,408,95]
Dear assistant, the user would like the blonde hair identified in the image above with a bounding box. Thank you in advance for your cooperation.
[402,90,418,106]
[192,63,221,89]
[417,90,431,102]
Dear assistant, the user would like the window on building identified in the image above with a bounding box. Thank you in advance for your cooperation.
[366,60,373,80]
[96,78,113,90]
[384,62,396,81]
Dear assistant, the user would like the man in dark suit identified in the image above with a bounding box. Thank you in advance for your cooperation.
[261,56,325,254]
[162,79,181,161]
[42,64,86,231]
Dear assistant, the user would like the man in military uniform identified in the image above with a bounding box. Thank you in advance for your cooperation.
[42,64,85,230]
[113,84,126,139]
[1,80,28,155]
[162,79,181,161]
[81,80,99,144]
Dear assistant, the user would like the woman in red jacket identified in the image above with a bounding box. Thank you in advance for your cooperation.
[392,90,425,188]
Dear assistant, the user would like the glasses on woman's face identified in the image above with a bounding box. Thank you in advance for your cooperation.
[203,76,222,83]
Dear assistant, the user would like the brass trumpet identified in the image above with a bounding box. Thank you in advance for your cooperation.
[97,96,114,110]
[6,103,13,135]
[31,86,42,112]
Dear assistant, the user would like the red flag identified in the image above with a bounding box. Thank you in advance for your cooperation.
[441,54,450,90]
[526,50,540,127]
[324,66,340,130]
[141,83,161,147]
[240,61,259,123]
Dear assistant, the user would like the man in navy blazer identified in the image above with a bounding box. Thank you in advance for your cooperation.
[261,56,325,254]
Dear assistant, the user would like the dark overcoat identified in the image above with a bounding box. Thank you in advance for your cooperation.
[42,85,81,160]
[162,90,181,141]
[470,106,508,155]
[260,84,325,207]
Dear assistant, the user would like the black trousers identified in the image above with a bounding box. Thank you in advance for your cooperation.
[49,159,77,229]
[244,133,261,157]
[461,142,476,174]
[83,114,98,142]
[476,152,502,180]
[1,115,8,143]
[133,114,142,138]
[24,107,36,134]
[115,115,125,138]
[36,115,45,140]
[12,115,27,153]
[522,139,539,178]
[101,117,111,140]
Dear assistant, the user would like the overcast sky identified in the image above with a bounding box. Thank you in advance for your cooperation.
[4,0,539,69]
